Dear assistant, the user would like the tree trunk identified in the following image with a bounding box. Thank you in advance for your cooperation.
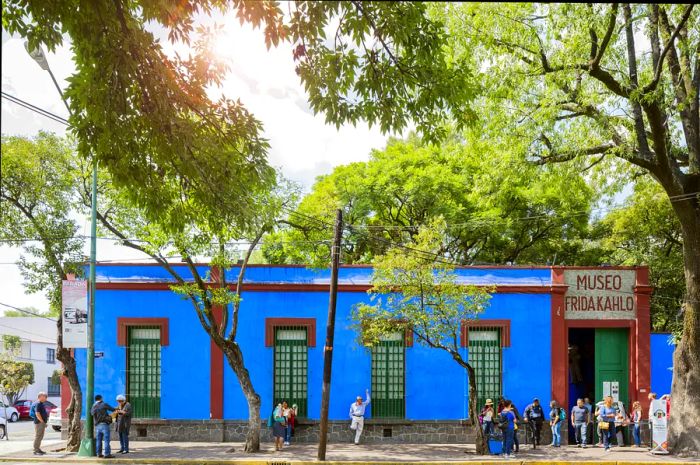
[465,363,487,454]
[56,344,82,451]
[222,341,261,453]
[668,198,700,456]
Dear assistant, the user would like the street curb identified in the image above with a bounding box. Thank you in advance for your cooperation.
[0,460,694,465]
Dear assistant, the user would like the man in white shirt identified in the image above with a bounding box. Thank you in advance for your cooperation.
[349,389,371,445]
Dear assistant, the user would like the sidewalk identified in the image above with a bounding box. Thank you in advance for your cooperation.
[1,440,698,464]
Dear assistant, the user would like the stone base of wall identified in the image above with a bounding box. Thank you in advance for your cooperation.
[67,419,478,444]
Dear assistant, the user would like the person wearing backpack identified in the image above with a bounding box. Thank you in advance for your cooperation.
[91,395,117,458]
[549,400,562,447]
[31,392,48,455]
[499,400,518,459]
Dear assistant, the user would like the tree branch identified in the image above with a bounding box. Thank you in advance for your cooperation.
[590,3,619,68]
[229,227,268,341]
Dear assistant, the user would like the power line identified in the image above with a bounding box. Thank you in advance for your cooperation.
[0,302,55,321]
[1,91,69,126]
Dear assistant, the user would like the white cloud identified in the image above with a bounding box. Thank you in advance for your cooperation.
[1,13,400,312]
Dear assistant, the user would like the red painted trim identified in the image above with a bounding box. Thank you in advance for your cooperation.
[265,318,317,347]
[210,304,224,420]
[404,328,414,348]
[552,265,643,271]
[460,319,511,348]
[551,268,567,408]
[94,262,556,269]
[635,267,651,417]
[566,320,635,328]
[60,349,72,412]
[96,282,553,294]
[117,318,169,346]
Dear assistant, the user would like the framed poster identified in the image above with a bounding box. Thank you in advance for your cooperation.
[62,280,88,348]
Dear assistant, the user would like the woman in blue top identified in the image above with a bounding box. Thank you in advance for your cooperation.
[500,400,517,459]
[599,396,617,451]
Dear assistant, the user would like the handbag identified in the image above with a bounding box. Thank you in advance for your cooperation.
[600,421,610,430]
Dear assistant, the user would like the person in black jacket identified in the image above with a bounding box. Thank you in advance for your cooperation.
[91,395,116,458]
[115,395,132,454]
[523,398,545,446]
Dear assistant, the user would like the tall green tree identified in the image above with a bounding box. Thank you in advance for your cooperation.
[265,136,595,266]
[435,3,698,453]
[0,352,35,406]
[0,133,85,450]
[353,219,493,454]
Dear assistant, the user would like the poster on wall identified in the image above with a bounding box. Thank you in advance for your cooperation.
[650,399,669,454]
[62,280,88,348]
[563,269,637,320]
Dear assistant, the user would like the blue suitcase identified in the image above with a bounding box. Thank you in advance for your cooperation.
[488,437,503,455]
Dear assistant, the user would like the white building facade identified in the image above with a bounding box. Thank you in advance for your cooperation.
[0,317,61,406]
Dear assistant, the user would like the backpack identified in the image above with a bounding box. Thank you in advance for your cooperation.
[559,408,566,421]
[29,402,37,420]
[498,412,510,430]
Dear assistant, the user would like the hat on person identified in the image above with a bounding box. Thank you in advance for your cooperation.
[485,399,493,405]
[116,394,126,401]
[533,397,539,401]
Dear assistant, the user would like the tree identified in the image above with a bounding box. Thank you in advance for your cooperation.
[265,135,596,266]
[0,350,35,406]
[0,133,85,450]
[1,306,55,318]
[2,1,472,229]
[353,219,493,454]
[436,3,699,453]
[74,163,297,452]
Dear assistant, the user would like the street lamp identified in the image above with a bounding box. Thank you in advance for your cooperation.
[25,41,98,458]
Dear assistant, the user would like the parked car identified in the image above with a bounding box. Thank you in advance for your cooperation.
[13,399,58,419]
[0,401,19,422]
[0,416,6,439]
[48,407,62,432]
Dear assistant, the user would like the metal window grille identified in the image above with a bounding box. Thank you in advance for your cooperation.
[47,376,60,396]
[274,327,308,417]
[468,328,502,409]
[127,327,161,418]
[46,348,55,364]
[371,332,405,419]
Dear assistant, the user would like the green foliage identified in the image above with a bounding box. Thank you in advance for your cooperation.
[0,351,35,405]
[3,0,473,230]
[2,335,21,352]
[353,218,493,354]
[265,135,596,266]
[50,369,62,387]
[0,133,85,314]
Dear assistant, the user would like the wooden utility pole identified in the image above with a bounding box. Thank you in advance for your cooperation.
[318,209,343,460]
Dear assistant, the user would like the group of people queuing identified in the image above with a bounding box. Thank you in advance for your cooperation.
[30,392,131,458]
[479,393,668,457]
[270,401,298,451]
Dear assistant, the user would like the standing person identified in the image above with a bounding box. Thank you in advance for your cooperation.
[583,397,593,445]
[481,399,495,437]
[349,390,370,445]
[30,392,48,456]
[91,395,116,458]
[115,394,132,454]
[511,401,522,453]
[549,400,562,447]
[571,398,589,448]
[523,398,545,446]
[500,400,517,459]
[272,404,286,451]
[599,396,616,452]
[647,393,657,450]
[630,401,642,448]
[281,401,296,446]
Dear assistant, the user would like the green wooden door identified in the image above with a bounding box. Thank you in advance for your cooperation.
[127,327,161,418]
[594,328,629,406]
[274,328,308,416]
[371,332,405,418]
[468,328,502,410]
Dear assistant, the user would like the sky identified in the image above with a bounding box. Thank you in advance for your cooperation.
[0,14,397,314]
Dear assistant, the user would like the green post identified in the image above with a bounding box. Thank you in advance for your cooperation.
[78,161,98,457]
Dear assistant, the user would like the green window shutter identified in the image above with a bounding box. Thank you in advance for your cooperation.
[127,327,161,418]
[371,332,405,419]
[468,328,502,410]
[274,327,308,417]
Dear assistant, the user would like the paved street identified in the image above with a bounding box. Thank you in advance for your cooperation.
[0,420,63,456]
[1,438,698,464]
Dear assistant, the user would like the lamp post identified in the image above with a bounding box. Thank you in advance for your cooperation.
[25,41,97,457]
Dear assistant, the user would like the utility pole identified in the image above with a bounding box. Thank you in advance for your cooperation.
[317,209,343,461]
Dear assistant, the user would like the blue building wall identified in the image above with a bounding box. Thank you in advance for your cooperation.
[650,333,675,396]
[78,265,554,421]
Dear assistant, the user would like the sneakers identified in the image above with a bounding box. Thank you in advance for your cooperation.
[283,441,290,446]
[33,451,45,456]
[582,444,587,448]
[104,455,115,459]
[577,443,582,448]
